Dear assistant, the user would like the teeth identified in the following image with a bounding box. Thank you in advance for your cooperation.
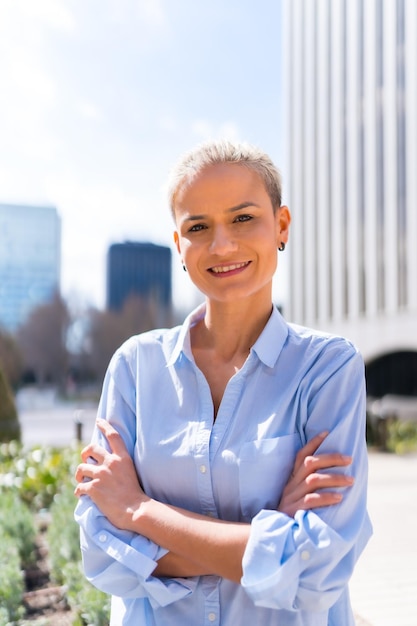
[211,262,247,273]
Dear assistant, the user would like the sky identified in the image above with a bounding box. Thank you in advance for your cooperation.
[0,0,289,314]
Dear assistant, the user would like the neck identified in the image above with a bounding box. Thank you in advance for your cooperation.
[192,293,273,360]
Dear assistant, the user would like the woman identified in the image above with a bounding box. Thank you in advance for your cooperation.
[75,140,372,625]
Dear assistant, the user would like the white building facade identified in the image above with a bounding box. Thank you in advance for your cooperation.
[0,204,61,332]
[281,0,417,365]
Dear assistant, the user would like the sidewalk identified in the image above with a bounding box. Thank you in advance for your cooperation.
[350,451,417,626]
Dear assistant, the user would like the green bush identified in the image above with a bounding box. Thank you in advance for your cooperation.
[0,442,81,510]
[0,530,25,624]
[386,419,417,454]
[48,483,111,625]
[1,441,112,625]
[0,491,36,567]
[47,483,81,584]
[63,561,111,626]
[0,365,20,442]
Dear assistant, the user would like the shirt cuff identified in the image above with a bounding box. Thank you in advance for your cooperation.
[92,527,198,607]
[76,498,197,607]
[241,509,351,612]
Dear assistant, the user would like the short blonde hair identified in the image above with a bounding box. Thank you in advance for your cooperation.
[167,139,282,216]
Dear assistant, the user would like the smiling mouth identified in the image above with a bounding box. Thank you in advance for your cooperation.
[209,261,250,274]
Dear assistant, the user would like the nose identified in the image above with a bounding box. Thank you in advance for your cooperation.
[209,225,238,255]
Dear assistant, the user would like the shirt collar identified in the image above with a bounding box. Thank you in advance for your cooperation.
[250,305,289,368]
[167,303,206,366]
[167,303,288,369]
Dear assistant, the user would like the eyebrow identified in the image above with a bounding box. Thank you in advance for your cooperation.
[182,201,260,223]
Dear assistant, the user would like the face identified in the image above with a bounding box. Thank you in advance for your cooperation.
[173,163,290,305]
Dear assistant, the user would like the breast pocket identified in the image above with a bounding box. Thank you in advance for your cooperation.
[238,434,301,521]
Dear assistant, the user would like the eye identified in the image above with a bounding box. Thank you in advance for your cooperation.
[234,214,253,223]
[188,223,206,233]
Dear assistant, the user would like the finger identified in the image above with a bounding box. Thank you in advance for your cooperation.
[291,453,352,487]
[292,432,329,475]
[280,489,345,517]
[302,491,344,510]
[286,470,354,507]
[80,443,107,464]
[75,462,99,483]
[301,453,352,478]
[304,471,354,491]
[74,478,96,498]
[96,418,127,456]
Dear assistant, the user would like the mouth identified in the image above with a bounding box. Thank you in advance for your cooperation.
[208,261,251,275]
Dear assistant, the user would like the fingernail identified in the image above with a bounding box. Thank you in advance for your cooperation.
[342,455,353,463]
[319,431,329,438]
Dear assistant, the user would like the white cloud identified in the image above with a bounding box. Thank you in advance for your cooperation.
[0,1,66,167]
[0,0,75,33]
[9,53,56,107]
[0,12,57,107]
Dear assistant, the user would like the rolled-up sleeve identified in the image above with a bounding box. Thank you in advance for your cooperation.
[241,342,373,612]
[242,507,370,611]
[74,498,196,607]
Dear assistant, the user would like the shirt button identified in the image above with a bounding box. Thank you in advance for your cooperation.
[208,613,216,622]
[301,550,310,561]
[98,533,107,543]
[199,464,207,474]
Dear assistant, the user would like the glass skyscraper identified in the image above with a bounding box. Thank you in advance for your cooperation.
[106,242,172,312]
[0,204,61,332]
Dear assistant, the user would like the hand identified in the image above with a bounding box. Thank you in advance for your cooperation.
[277,432,354,518]
[74,419,149,529]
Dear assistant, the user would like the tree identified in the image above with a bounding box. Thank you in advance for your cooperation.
[16,292,70,387]
[83,294,174,384]
[0,330,23,388]
[0,364,20,442]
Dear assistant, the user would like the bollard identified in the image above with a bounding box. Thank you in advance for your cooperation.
[74,410,84,443]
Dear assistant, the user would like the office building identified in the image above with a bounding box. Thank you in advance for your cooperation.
[107,242,172,312]
[0,204,61,332]
[282,0,417,387]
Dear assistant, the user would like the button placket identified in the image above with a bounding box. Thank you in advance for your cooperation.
[204,601,220,626]
[193,369,218,516]
[209,369,248,462]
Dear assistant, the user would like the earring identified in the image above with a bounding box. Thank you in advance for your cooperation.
[182,263,187,272]
[278,242,286,252]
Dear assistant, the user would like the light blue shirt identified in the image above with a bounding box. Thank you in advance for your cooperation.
[75,304,372,626]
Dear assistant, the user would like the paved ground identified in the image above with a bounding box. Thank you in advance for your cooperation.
[350,451,417,626]
[19,405,97,448]
[18,408,417,625]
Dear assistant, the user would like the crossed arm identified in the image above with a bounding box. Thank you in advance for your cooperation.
[74,419,354,584]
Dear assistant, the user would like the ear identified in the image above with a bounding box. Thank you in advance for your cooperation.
[173,230,181,255]
[275,205,291,246]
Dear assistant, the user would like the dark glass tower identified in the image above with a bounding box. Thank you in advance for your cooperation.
[106,242,172,311]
